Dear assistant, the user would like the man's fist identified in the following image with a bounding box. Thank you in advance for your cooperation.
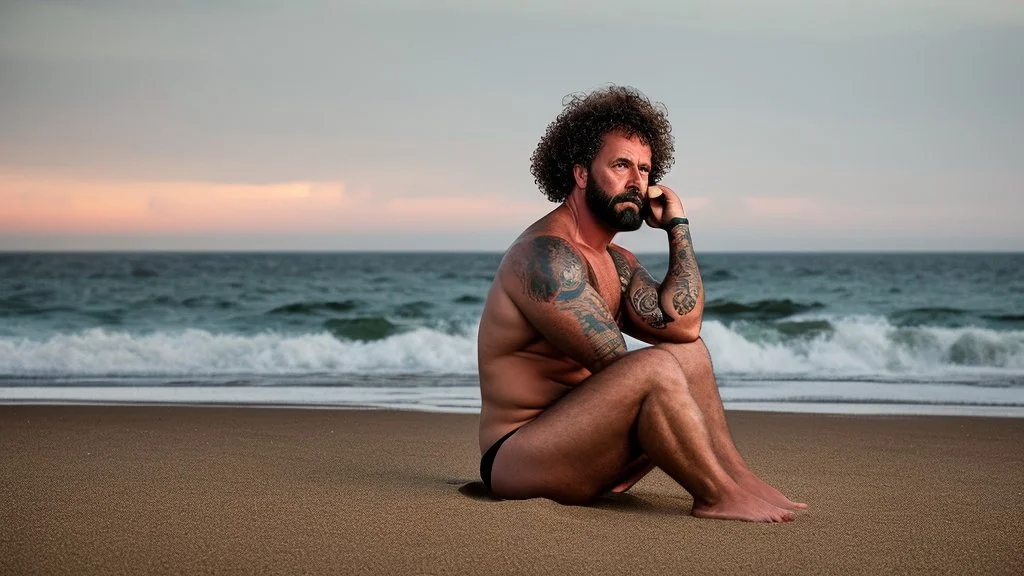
[644,185,687,230]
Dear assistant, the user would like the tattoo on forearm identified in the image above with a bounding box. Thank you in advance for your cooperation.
[667,223,701,315]
[672,280,698,315]
[522,237,626,364]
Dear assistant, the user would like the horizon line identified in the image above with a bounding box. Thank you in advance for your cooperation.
[1,248,1021,255]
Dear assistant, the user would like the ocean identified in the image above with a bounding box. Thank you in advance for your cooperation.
[1,252,1022,416]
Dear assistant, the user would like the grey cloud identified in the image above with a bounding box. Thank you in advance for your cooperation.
[0,1,1021,249]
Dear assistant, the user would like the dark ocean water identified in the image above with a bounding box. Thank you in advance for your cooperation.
[1,252,1022,414]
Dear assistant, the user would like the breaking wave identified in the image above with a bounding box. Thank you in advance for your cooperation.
[0,317,1020,381]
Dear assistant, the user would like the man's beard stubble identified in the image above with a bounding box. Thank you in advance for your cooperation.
[584,177,646,232]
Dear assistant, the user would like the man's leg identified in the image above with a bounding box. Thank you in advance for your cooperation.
[489,347,794,522]
[657,338,807,510]
[607,454,654,494]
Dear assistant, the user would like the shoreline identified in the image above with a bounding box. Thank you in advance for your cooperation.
[3,399,1024,418]
[2,383,1023,418]
[3,405,1023,575]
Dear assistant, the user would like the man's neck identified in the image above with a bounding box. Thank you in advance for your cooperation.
[564,190,617,252]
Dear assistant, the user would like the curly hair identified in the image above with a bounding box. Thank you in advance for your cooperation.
[530,86,675,203]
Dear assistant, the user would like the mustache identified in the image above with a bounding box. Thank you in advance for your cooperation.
[611,188,643,208]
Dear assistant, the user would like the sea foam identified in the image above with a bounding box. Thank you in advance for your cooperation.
[0,328,476,377]
[0,317,1021,382]
[701,318,1024,379]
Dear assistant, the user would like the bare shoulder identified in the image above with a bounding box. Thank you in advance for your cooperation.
[500,233,586,304]
[607,242,640,266]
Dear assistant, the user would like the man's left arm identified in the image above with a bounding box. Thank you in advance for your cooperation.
[610,190,704,344]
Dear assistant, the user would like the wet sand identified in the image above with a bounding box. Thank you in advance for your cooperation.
[2,405,1022,575]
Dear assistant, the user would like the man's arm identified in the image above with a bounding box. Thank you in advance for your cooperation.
[610,195,704,344]
[503,235,628,373]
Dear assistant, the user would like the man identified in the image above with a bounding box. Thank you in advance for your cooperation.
[476,86,806,522]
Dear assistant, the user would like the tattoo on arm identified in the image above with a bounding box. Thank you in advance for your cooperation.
[611,246,675,331]
[522,237,627,364]
[608,249,632,293]
[524,237,586,303]
[629,269,672,329]
[572,292,630,361]
[667,222,701,315]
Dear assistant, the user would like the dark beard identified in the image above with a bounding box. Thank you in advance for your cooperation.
[584,178,645,232]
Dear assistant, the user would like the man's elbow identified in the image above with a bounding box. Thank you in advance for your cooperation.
[666,317,701,343]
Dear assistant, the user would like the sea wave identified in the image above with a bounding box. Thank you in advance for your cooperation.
[701,318,1024,377]
[0,317,1021,381]
[267,300,362,315]
[323,317,403,341]
[0,328,476,377]
[703,298,825,321]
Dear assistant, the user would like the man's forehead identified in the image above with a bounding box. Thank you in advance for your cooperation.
[599,131,652,160]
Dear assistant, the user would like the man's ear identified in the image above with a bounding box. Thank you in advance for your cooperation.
[573,164,588,190]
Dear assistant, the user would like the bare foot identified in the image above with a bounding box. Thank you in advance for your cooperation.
[691,488,795,523]
[735,470,808,511]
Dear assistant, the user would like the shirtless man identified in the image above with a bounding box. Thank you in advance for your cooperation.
[477,86,806,522]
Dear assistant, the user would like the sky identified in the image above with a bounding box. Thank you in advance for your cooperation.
[0,0,1022,252]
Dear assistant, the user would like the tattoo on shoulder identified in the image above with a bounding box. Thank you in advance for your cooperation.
[522,237,585,303]
[520,236,627,364]
[607,248,632,293]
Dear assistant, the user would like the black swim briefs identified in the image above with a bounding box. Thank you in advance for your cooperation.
[479,427,521,494]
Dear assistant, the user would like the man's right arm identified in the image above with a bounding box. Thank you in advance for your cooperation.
[502,235,628,374]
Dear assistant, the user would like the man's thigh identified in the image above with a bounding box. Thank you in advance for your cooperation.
[489,346,678,503]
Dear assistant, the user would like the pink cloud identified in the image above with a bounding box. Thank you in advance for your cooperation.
[0,173,549,234]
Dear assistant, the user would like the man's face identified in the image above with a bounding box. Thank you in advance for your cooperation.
[583,131,653,232]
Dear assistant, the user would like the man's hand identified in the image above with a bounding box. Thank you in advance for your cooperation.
[644,185,687,230]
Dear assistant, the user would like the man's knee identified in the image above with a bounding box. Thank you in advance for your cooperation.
[633,347,689,395]
[653,339,713,378]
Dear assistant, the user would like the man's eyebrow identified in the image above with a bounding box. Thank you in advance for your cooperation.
[611,156,651,169]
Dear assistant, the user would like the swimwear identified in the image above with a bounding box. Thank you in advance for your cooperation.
[480,427,521,494]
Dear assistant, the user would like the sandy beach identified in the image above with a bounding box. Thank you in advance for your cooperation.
[2,405,1022,575]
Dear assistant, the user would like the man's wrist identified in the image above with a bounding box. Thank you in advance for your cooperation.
[663,217,689,231]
